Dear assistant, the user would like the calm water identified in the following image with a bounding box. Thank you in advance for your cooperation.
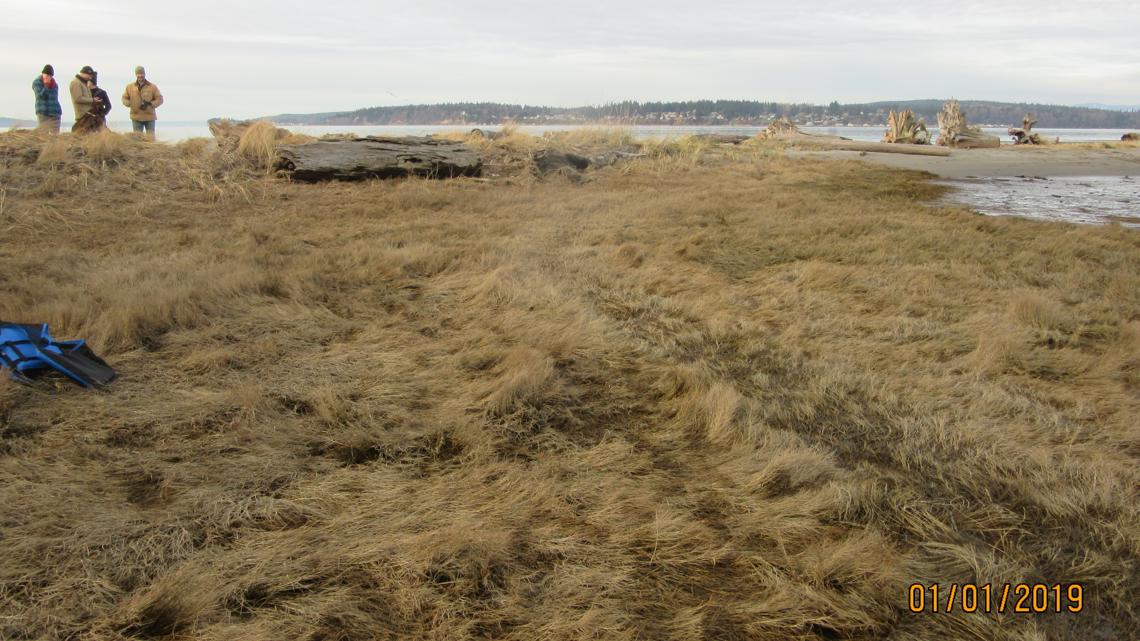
[97,122,1134,144]
[938,176,1140,228]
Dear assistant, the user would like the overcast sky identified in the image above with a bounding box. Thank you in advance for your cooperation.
[2,0,1137,121]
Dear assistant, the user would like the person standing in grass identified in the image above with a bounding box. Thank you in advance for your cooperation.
[32,65,62,134]
[69,65,97,127]
[122,66,163,140]
[74,72,113,134]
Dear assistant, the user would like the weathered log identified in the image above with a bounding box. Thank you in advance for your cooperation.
[533,150,591,175]
[759,126,948,156]
[757,118,855,143]
[1123,132,1139,141]
[940,130,1000,149]
[788,138,951,156]
[469,128,506,140]
[692,133,751,144]
[590,148,646,167]
[275,136,482,182]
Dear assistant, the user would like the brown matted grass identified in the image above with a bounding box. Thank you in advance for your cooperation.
[0,130,1137,641]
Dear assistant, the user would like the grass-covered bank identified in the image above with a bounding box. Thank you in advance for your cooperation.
[1,130,1137,640]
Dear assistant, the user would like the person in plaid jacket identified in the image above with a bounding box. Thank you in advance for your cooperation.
[32,64,62,134]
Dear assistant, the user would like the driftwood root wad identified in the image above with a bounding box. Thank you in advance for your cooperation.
[276,136,482,182]
[882,109,931,145]
[936,99,1000,149]
[1008,113,1046,145]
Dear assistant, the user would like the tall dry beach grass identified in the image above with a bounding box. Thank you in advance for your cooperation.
[1,129,1137,641]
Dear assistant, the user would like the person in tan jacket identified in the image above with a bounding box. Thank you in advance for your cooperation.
[122,66,164,139]
[69,66,97,126]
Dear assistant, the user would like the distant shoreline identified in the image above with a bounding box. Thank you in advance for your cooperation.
[259,98,1140,130]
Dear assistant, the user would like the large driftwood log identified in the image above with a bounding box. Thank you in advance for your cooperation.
[692,133,752,144]
[757,120,948,156]
[793,139,951,156]
[469,128,506,140]
[531,147,645,176]
[276,137,482,181]
[533,150,590,175]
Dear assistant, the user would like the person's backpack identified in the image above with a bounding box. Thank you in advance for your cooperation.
[0,322,116,388]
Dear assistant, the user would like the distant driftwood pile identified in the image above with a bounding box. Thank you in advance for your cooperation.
[936,99,999,148]
[276,137,482,181]
[758,117,950,156]
[882,110,931,144]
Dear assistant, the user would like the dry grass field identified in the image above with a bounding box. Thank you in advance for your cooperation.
[1,129,1137,641]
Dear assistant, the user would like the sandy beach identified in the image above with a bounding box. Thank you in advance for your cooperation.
[794,145,1140,178]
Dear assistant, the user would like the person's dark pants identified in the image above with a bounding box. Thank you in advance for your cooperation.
[131,119,156,139]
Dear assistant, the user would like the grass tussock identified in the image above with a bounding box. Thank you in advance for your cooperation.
[235,120,315,170]
[0,129,1138,641]
[0,374,12,425]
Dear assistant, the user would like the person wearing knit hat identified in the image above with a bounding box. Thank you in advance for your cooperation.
[32,64,62,134]
[69,65,96,126]
[121,65,163,140]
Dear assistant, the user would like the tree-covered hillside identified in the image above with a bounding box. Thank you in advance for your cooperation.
[264,99,1140,128]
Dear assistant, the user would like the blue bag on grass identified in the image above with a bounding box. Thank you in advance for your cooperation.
[1,322,116,388]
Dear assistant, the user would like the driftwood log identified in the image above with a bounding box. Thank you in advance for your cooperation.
[757,120,948,156]
[533,150,590,175]
[276,136,482,181]
[692,133,751,144]
[531,147,645,176]
[469,128,506,140]
[793,139,951,156]
[1123,133,1139,142]
[936,99,999,149]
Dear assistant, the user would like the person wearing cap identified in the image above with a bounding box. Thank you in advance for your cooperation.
[74,72,113,134]
[32,64,62,134]
[121,65,163,139]
[69,65,97,126]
